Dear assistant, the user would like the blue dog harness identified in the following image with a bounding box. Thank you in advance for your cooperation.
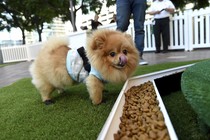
[66,47,104,83]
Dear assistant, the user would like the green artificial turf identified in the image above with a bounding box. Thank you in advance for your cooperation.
[162,91,210,140]
[0,62,19,68]
[181,60,210,127]
[0,59,209,139]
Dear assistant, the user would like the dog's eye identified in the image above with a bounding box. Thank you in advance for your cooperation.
[123,50,127,55]
[110,52,116,57]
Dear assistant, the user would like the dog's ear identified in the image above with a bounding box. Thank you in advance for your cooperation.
[124,33,132,39]
[124,33,133,41]
[124,33,135,46]
[92,34,107,50]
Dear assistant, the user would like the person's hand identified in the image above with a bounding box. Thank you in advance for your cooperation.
[164,8,175,14]
[155,10,161,14]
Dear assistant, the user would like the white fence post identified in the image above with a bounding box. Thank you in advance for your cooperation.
[1,45,28,63]
[26,44,31,61]
[184,10,191,51]
[189,10,194,51]
[205,7,210,46]
[27,43,42,60]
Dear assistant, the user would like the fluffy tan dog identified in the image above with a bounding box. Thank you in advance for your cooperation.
[30,29,139,105]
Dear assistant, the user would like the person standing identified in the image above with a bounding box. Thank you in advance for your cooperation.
[116,0,148,65]
[147,0,175,53]
[110,14,116,23]
[91,14,102,30]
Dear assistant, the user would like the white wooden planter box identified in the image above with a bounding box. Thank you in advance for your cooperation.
[97,64,194,140]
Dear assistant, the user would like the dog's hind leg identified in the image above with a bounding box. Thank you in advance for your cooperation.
[38,83,55,105]
[57,88,65,94]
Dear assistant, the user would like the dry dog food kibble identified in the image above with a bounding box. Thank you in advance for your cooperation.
[114,81,170,140]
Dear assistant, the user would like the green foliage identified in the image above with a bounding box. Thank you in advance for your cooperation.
[186,0,209,9]
[88,0,103,14]
[167,0,210,10]
[105,0,209,10]
[0,0,104,41]
[44,0,103,31]
[0,0,56,43]
[181,60,210,127]
[171,0,186,10]
[24,0,57,41]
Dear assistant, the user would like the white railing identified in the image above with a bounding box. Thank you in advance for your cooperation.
[1,45,28,63]
[1,43,42,63]
[1,8,210,63]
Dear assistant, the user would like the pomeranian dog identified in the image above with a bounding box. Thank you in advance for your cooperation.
[29,29,139,105]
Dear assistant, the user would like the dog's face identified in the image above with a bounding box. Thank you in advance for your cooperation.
[86,30,139,83]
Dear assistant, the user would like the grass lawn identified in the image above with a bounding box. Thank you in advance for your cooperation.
[162,91,210,140]
[0,62,19,68]
[0,59,209,139]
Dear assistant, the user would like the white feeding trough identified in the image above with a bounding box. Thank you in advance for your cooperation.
[97,64,194,140]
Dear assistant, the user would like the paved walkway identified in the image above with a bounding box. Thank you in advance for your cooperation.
[0,49,210,88]
[0,61,32,88]
[144,49,210,65]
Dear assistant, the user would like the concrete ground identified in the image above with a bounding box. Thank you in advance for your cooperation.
[144,49,210,65]
[0,49,210,88]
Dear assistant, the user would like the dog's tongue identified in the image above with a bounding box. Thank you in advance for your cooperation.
[119,55,127,66]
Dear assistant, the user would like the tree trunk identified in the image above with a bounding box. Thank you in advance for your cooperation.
[73,11,77,31]
[21,28,26,45]
[38,30,42,42]
[69,0,77,32]
[36,23,43,42]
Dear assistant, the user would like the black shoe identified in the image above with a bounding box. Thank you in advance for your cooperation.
[162,50,168,53]
[155,51,160,53]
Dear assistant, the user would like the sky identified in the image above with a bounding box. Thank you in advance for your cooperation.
[0,28,22,40]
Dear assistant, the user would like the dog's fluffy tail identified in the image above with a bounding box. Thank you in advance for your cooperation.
[29,62,37,86]
[42,36,69,51]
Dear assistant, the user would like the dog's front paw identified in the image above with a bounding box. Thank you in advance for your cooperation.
[90,91,103,105]
[44,99,55,105]
[92,98,102,105]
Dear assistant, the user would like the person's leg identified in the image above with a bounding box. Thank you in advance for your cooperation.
[131,0,146,54]
[132,0,148,65]
[162,18,170,52]
[116,0,131,32]
[153,20,161,53]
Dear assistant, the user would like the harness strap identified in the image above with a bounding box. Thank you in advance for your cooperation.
[77,47,91,73]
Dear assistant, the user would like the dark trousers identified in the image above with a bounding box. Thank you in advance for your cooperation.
[153,17,170,52]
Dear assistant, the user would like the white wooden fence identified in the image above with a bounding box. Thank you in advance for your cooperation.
[143,7,210,51]
[1,8,210,63]
[1,43,42,63]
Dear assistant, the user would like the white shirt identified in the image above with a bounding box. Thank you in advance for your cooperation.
[148,0,175,19]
